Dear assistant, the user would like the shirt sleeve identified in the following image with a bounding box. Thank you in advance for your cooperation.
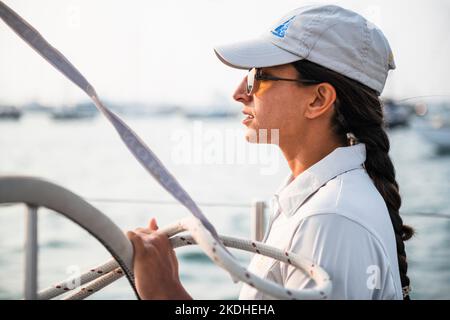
[280,213,398,299]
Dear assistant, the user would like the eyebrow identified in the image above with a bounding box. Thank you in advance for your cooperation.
[260,68,276,76]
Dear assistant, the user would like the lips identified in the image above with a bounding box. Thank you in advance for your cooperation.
[242,110,255,125]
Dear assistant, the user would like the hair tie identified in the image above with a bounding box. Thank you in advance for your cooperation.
[402,285,411,298]
[346,132,358,146]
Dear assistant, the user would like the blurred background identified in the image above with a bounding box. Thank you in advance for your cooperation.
[0,0,449,299]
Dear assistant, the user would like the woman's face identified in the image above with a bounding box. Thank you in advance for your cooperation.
[233,63,315,145]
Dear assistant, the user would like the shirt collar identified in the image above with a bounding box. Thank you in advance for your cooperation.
[274,143,367,218]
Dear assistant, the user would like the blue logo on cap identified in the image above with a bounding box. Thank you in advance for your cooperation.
[271,16,295,38]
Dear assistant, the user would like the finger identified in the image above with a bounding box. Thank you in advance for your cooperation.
[127,231,145,256]
[149,217,159,231]
[126,230,136,240]
[135,227,152,234]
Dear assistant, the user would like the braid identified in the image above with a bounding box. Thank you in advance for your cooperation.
[293,59,415,299]
[345,110,414,300]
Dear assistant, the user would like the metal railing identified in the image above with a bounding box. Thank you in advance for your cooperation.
[24,205,38,300]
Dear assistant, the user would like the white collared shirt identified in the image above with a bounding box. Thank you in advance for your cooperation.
[239,143,403,300]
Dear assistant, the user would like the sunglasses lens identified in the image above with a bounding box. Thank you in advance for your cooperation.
[247,68,256,95]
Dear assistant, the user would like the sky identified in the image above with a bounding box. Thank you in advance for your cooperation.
[1,0,449,108]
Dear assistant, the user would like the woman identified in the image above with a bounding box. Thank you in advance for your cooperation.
[126,4,414,300]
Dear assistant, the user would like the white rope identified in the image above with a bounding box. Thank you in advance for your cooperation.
[43,217,332,300]
[63,268,124,300]
[38,258,118,300]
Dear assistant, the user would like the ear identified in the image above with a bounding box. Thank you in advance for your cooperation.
[304,83,336,120]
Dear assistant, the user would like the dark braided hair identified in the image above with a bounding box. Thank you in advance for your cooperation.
[292,59,414,299]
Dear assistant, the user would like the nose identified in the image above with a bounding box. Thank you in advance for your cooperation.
[233,76,252,105]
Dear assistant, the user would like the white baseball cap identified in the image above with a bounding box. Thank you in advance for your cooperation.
[214,4,396,95]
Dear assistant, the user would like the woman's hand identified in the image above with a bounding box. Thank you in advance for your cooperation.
[127,218,192,300]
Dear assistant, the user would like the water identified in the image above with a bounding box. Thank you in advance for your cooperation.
[0,113,449,299]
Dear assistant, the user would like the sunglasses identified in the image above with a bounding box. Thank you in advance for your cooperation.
[246,67,321,96]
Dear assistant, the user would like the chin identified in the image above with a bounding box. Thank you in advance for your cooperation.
[244,127,275,144]
[244,126,257,144]
[244,133,258,144]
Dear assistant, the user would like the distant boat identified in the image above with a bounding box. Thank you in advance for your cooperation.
[147,105,181,117]
[183,106,237,119]
[51,102,98,120]
[412,102,450,151]
[0,106,22,120]
[113,103,180,118]
[383,99,411,128]
[22,102,50,114]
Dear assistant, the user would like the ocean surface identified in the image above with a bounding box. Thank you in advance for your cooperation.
[0,113,449,300]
